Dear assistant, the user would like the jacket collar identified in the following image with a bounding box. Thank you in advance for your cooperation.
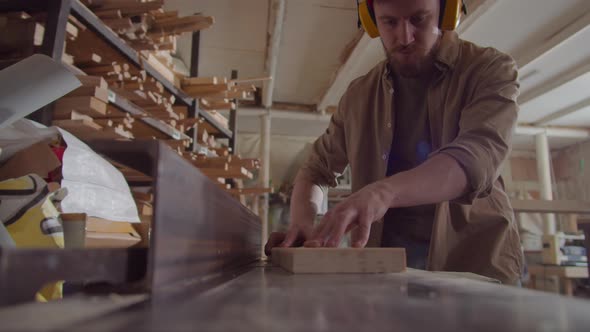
[434,30,461,71]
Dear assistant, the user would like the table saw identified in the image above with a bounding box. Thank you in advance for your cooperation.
[1,141,589,331]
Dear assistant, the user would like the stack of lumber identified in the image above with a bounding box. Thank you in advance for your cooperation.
[60,18,193,144]
[65,23,179,109]
[0,11,78,68]
[80,0,214,89]
[181,76,272,131]
[81,0,214,53]
[51,75,195,145]
[180,152,271,199]
[0,3,267,210]
[182,77,257,100]
[0,12,38,62]
[52,76,135,140]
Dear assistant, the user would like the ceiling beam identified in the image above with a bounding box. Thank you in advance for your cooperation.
[519,61,590,105]
[515,125,590,139]
[456,0,498,35]
[221,107,331,121]
[515,10,590,70]
[317,30,369,112]
[533,96,590,126]
[241,101,317,113]
[262,0,286,108]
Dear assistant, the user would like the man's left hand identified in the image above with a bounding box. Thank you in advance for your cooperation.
[304,180,392,248]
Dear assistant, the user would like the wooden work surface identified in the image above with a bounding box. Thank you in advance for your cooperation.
[527,265,589,297]
[528,265,589,279]
[3,263,590,332]
[271,247,406,273]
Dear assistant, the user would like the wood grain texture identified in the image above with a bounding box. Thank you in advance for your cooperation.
[271,248,406,274]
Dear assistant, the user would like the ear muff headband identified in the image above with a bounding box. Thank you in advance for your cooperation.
[358,0,379,38]
[358,0,465,39]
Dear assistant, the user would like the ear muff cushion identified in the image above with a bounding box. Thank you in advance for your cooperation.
[359,1,380,38]
[440,0,462,30]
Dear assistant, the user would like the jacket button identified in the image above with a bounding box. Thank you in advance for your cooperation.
[387,123,391,128]
[382,154,387,160]
[389,88,394,94]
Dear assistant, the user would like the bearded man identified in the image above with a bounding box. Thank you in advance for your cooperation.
[266,0,522,285]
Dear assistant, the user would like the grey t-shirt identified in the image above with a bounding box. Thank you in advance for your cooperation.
[382,72,436,244]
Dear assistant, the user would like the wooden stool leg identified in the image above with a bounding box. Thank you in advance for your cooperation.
[563,279,574,296]
[530,274,537,290]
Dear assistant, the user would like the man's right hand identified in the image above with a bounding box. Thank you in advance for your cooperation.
[264,172,323,256]
[264,224,313,256]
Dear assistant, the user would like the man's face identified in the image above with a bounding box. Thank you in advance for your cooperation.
[373,0,441,77]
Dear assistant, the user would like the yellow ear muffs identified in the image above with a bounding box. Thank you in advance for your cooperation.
[440,0,463,31]
[359,1,380,38]
[358,0,464,38]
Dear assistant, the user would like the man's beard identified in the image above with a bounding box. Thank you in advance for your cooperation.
[385,44,437,78]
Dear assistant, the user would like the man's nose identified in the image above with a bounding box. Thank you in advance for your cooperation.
[397,21,415,46]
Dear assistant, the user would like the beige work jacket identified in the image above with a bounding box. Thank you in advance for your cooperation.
[300,31,522,284]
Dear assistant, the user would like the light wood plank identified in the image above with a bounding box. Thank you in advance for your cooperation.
[271,248,406,274]
[511,199,590,214]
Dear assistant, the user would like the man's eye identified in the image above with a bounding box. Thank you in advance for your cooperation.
[410,15,426,25]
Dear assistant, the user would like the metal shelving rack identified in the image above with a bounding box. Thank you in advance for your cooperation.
[0,0,233,144]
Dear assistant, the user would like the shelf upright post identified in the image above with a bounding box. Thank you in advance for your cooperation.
[229,70,239,153]
[30,0,72,125]
[189,30,201,153]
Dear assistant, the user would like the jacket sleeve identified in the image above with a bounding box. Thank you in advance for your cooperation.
[434,53,519,204]
[298,93,350,189]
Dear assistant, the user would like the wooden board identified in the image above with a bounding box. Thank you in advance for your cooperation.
[66,86,109,103]
[271,248,406,274]
[54,96,108,119]
[511,199,590,214]
[52,120,130,141]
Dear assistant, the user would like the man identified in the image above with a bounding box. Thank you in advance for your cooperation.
[266,0,522,285]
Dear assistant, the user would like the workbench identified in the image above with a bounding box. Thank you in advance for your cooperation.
[2,262,590,331]
[528,265,589,296]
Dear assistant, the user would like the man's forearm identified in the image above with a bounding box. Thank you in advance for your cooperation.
[290,172,325,226]
[383,153,469,208]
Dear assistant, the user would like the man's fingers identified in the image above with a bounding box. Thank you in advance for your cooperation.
[280,228,299,248]
[303,214,330,247]
[303,239,323,247]
[310,212,331,239]
[312,212,340,247]
[352,218,371,248]
[265,232,286,256]
[325,211,356,247]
